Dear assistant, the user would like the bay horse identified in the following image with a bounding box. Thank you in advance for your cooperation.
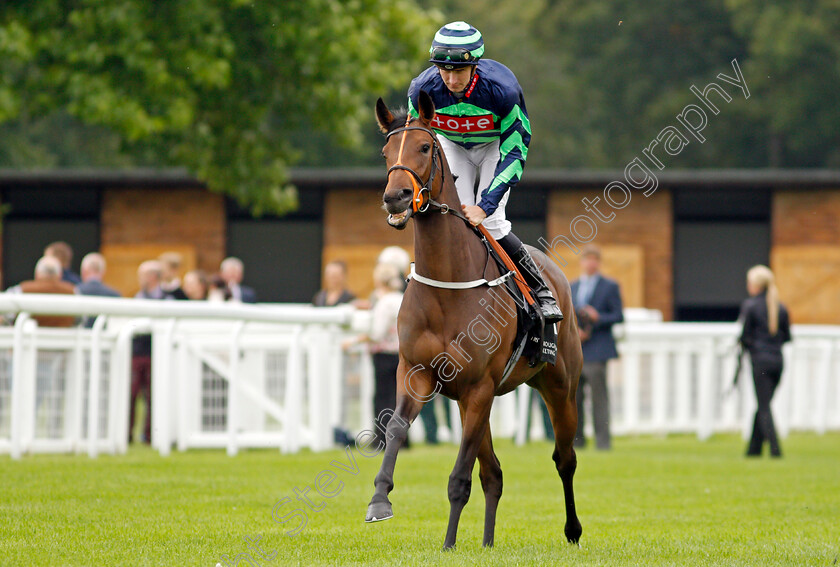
[365,90,583,550]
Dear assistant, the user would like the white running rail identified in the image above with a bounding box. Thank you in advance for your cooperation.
[0,295,836,459]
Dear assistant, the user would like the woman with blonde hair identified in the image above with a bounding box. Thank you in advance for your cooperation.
[739,265,791,457]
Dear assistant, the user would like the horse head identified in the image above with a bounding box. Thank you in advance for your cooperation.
[376,91,445,230]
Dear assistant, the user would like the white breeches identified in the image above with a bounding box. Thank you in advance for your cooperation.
[439,136,511,240]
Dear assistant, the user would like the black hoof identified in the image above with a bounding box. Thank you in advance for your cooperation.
[365,500,393,523]
[442,544,456,551]
[565,521,582,545]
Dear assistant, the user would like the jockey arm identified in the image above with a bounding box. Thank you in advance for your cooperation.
[476,93,531,217]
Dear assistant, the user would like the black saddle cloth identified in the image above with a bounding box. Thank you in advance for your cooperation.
[478,236,558,370]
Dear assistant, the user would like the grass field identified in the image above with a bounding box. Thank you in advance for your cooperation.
[1,433,838,566]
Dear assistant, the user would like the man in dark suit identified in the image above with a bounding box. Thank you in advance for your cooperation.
[78,253,121,298]
[77,253,121,327]
[220,257,257,303]
[570,245,623,450]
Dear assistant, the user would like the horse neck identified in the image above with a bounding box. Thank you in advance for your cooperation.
[412,172,486,284]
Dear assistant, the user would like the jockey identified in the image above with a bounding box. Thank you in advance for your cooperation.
[408,21,563,323]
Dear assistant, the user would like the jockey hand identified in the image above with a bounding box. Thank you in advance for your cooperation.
[461,204,487,226]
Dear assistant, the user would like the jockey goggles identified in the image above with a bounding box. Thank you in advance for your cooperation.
[429,47,479,68]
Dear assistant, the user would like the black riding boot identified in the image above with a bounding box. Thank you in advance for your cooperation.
[511,246,564,323]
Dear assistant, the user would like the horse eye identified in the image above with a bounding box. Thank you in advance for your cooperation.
[421,144,431,153]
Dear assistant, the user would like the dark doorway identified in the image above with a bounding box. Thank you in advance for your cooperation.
[225,190,324,303]
[673,188,771,321]
[2,187,100,289]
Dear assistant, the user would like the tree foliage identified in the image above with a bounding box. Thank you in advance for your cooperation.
[423,0,839,169]
[1,1,837,215]
[0,0,438,214]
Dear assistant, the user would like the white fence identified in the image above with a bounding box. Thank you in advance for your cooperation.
[0,294,837,459]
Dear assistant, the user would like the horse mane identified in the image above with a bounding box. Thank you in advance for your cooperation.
[384,108,411,134]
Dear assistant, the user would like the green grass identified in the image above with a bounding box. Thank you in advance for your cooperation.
[1,434,838,566]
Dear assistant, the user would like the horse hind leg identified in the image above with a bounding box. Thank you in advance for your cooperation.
[538,377,583,545]
[477,426,503,547]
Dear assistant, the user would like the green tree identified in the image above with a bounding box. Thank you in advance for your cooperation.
[726,0,840,166]
[0,0,437,214]
[421,0,839,169]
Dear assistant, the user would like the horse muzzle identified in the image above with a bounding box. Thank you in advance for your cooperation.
[386,208,412,230]
[384,188,413,229]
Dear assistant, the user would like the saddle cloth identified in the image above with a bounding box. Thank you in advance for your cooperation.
[476,233,558,374]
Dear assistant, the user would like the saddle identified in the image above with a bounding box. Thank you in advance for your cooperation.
[474,226,558,373]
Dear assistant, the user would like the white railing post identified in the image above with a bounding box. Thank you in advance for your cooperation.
[651,350,669,435]
[305,327,326,451]
[814,339,832,435]
[283,326,304,454]
[622,347,641,433]
[10,313,32,459]
[674,347,693,432]
[152,319,177,456]
[87,315,107,458]
[833,339,840,430]
[696,339,716,441]
[176,330,192,453]
[514,386,530,446]
[69,327,86,452]
[226,321,245,457]
[358,344,374,436]
[448,398,462,444]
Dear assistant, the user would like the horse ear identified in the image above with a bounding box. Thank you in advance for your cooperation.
[376,98,394,134]
[417,90,436,124]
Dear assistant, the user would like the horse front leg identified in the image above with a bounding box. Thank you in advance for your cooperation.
[443,384,494,550]
[365,363,430,523]
[477,426,503,547]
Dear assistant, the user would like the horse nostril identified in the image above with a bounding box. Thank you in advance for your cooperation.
[398,188,412,201]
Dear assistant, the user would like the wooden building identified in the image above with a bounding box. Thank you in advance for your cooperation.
[1,168,838,324]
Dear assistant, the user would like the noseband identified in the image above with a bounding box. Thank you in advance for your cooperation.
[386,120,444,214]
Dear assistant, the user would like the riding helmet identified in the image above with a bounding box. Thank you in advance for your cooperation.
[429,21,484,70]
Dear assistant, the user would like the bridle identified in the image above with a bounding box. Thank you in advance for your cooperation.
[385,116,463,217]
[384,116,522,296]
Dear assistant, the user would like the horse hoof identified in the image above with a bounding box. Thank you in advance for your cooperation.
[365,501,393,523]
[565,521,582,545]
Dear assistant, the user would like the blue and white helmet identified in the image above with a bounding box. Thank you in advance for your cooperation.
[429,21,484,69]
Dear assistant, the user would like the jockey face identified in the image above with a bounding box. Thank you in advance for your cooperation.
[436,65,474,95]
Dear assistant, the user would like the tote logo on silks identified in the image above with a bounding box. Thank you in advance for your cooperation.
[430,113,496,134]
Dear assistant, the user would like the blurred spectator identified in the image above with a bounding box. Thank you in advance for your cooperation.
[571,245,623,451]
[78,253,120,298]
[207,274,231,302]
[77,252,121,328]
[129,260,168,444]
[377,246,411,277]
[367,263,404,447]
[135,260,174,301]
[220,257,257,303]
[158,252,188,300]
[740,265,791,458]
[7,256,76,327]
[182,269,209,300]
[312,260,355,307]
[44,241,81,285]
